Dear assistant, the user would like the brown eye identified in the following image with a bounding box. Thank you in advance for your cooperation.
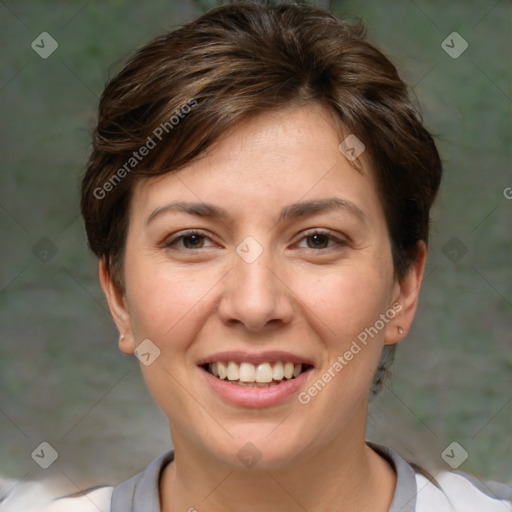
[180,233,205,249]
[306,233,330,249]
[297,230,347,250]
[163,230,214,250]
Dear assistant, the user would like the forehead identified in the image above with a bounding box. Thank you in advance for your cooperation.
[130,103,382,224]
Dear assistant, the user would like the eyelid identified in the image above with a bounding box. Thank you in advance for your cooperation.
[294,228,349,249]
[161,229,217,249]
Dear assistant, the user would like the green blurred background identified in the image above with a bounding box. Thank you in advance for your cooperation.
[1,0,510,493]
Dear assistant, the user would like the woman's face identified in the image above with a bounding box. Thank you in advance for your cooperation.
[102,102,423,469]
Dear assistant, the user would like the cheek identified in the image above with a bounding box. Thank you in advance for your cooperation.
[295,269,391,426]
[123,264,217,422]
[297,264,392,345]
[124,256,221,343]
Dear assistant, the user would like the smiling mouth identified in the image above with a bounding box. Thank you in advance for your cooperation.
[202,361,313,387]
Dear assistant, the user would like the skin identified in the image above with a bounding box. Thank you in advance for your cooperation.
[100,102,426,512]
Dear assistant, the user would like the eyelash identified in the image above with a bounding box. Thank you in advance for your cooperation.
[162,229,348,251]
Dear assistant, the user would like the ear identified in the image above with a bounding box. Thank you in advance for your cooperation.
[99,258,136,355]
[384,241,427,345]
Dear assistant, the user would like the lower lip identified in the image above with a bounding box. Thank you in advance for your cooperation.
[200,367,313,408]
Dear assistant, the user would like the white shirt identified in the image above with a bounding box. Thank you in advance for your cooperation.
[2,443,511,511]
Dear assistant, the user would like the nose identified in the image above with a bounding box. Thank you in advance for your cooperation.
[217,242,294,333]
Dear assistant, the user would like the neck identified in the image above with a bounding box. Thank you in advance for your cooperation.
[160,410,396,512]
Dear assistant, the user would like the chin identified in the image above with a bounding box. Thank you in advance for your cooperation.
[205,426,307,471]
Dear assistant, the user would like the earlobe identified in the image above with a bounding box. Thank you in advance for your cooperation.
[118,332,134,355]
[384,241,427,346]
[98,259,136,354]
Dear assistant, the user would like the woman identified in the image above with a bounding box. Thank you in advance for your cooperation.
[4,2,510,511]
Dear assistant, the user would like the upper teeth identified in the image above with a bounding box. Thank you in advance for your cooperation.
[209,361,303,383]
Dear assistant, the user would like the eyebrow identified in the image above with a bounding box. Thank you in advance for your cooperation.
[146,197,367,226]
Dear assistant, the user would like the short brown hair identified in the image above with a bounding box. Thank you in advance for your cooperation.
[81,1,442,394]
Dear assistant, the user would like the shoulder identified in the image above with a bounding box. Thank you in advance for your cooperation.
[44,487,114,512]
[367,441,512,512]
[414,467,512,512]
[0,479,113,512]
[0,451,173,512]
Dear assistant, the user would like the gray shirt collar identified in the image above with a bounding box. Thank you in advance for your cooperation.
[111,442,417,512]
